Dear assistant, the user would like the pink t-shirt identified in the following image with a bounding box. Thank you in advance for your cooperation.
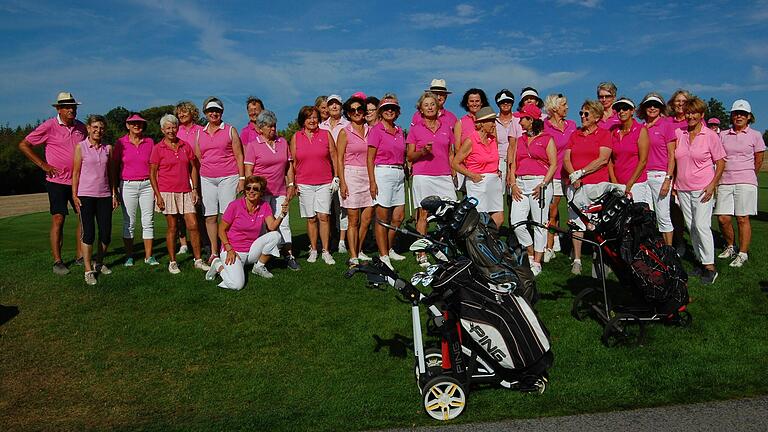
[368,122,405,165]
[240,123,261,151]
[598,112,620,131]
[566,128,612,185]
[611,120,648,184]
[406,119,454,176]
[459,114,476,142]
[77,138,112,198]
[644,117,675,172]
[496,116,523,158]
[244,135,291,196]
[319,117,350,143]
[464,133,499,174]
[197,123,238,178]
[222,198,274,253]
[516,134,552,176]
[114,135,154,181]
[719,126,766,186]
[544,118,578,179]
[177,123,203,149]
[674,125,727,191]
[294,129,333,185]
[150,139,195,193]
[342,124,369,168]
[25,116,87,185]
[411,109,458,129]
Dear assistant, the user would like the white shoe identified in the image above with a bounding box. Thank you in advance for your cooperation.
[718,245,736,259]
[84,271,97,285]
[530,262,542,277]
[96,263,112,275]
[553,236,561,252]
[338,241,348,254]
[206,257,221,281]
[194,258,210,271]
[379,255,394,270]
[251,264,273,278]
[348,257,360,266]
[543,248,555,263]
[177,244,189,255]
[571,260,582,275]
[358,251,372,261]
[307,249,318,263]
[388,249,406,261]
[729,253,748,268]
[168,261,181,274]
[322,250,336,265]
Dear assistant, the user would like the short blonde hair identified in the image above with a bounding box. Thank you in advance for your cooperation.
[683,96,707,115]
[596,82,617,97]
[174,101,200,121]
[544,93,567,116]
[416,92,439,111]
[582,100,604,120]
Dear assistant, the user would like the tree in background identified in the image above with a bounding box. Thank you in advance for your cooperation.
[278,120,300,143]
[0,124,44,195]
[706,97,730,130]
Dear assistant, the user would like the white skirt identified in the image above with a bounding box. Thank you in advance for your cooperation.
[464,173,503,212]
[412,175,457,208]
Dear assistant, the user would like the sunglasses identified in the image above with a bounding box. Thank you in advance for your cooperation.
[732,111,749,117]
[578,111,590,118]
[205,109,223,114]
[382,107,400,112]
[644,102,664,109]
[245,185,262,192]
[614,104,633,112]
[348,106,365,114]
[598,94,613,100]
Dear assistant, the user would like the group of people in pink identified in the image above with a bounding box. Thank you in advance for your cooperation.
[19,82,764,287]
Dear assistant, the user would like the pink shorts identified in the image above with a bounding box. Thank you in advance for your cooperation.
[341,165,372,209]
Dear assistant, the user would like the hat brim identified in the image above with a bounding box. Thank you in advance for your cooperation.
[379,103,400,110]
[426,87,452,94]
[52,102,81,107]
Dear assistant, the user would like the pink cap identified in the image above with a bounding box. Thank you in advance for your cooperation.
[352,91,367,100]
[125,114,147,123]
[707,118,721,125]
[513,104,542,120]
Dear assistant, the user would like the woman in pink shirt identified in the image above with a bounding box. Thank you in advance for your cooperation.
[205,176,289,289]
[507,104,557,276]
[666,90,691,130]
[337,96,374,266]
[244,110,299,271]
[596,82,619,131]
[367,95,407,269]
[291,106,338,265]
[673,97,726,285]
[608,97,652,206]
[197,97,246,264]
[714,99,766,268]
[315,96,330,122]
[638,92,676,245]
[542,93,578,262]
[365,96,380,127]
[455,89,490,189]
[494,89,523,188]
[72,115,118,285]
[150,114,209,275]
[173,101,204,256]
[113,113,157,267]
[407,92,457,267]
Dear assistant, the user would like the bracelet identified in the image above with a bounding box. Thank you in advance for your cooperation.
[665,175,673,180]
[238,176,245,180]
[287,182,295,187]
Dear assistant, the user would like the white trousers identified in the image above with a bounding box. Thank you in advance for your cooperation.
[677,190,715,265]
[120,179,154,239]
[218,231,281,290]
[509,176,553,252]
[646,171,673,232]
[263,195,292,246]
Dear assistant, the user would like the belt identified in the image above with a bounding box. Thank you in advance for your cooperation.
[124,178,150,182]
[377,164,403,170]
[518,175,544,180]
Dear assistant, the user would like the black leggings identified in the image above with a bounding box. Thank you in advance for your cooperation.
[79,196,112,245]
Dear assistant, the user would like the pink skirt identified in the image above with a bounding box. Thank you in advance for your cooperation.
[341,165,372,209]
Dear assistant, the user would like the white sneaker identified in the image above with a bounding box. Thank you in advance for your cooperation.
[96,263,112,275]
[571,260,582,275]
[251,263,273,278]
[338,241,348,254]
[307,249,318,263]
[348,257,360,266]
[194,258,210,271]
[553,235,561,252]
[358,251,372,261]
[168,261,181,274]
[177,244,189,255]
[718,245,736,259]
[379,255,394,270]
[388,249,406,261]
[84,271,97,285]
[543,248,555,263]
[322,250,336,265]
[530,262,542,277]
[206,257,221,281]
[729,252,748,268]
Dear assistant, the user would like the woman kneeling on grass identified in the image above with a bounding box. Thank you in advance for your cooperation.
[150,114,209,274]
[205,176,288,290]
[72,115,119,285]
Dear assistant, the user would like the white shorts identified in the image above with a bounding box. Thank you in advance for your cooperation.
[465,172,503,213]
[298,183,332,217]
[552,178,565,196]
[412,175,457,207]
[201,174,239,216]
[567,182,620,230]
[714,184,758,216]
[614,181,653,207]
[373,165,405,208]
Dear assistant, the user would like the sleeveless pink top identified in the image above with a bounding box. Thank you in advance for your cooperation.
[611,119,647,184]
[516,134,551,176]
[464,133,499,174]
[343,124,369,167]
[294,129,333,185]
[77,138,112,198]
[198,123,238,178]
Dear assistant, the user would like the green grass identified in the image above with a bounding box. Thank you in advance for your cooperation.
[1,177,768,431]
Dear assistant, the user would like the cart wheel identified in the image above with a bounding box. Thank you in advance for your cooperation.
[601,313,645,347]
[415,348,443,392]
[571,287,601,321]
[422,376,466,421]
[676,310,692,327]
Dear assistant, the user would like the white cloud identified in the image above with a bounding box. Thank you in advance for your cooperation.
[635,79,768,94]
[407,4,482,28]
[556,0,601,8]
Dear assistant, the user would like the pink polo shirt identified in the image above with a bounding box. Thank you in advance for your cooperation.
[244,135,290,196]
[411,109,458,129]
[342,124,369,168]
[566,127,612,185]
[319,117,350,143]
[407,120,454,176]
[544,118,578,179]
[611,120,648,184]
[240,123,261,150]
[459,114,476,142]
[222,197,273,253]
[719,126,766,186]
[598,112,620,131]
[77,138,112,198]
[114,135,154,181]
[516,134,552,176]
[674,125,726,191]
[177,123,203,150]
[368,122,406,165]
[496,116,523,159]
[198,123,238,178]
[25,116,87,185]
[644,117,676,172]
[464,133,499,174]
[668,117,687,131]
[150,139,195,193]
[294,129,333,185]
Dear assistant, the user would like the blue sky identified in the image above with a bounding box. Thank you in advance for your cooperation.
[2,0,767,133]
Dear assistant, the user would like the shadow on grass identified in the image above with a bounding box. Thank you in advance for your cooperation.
[0,304,19,327]
[372,333,413,358]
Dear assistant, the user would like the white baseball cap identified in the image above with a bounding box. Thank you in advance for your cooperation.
[730,99,752,113]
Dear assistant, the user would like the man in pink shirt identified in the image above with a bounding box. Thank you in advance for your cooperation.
[19,92,87,275]
[240,96,264,150]
[411,79,459,129]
